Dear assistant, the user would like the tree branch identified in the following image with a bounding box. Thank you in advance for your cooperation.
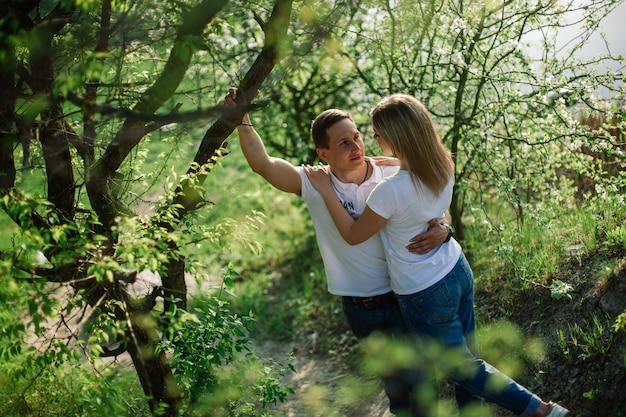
[87,0,230,228]
[166,0,294,219]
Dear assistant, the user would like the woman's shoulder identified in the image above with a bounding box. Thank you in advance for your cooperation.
[372,171,410,197]
[381,169,411,184]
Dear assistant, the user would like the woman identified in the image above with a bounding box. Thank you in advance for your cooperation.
[304,94,568,417]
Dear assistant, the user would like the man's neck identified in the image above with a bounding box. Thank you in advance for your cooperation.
[331,158,370,185]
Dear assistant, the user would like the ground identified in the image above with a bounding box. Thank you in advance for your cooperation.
[255,247,626,417]
[255,338,393,417]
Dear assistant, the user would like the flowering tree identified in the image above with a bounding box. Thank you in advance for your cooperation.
[297,0,625,239]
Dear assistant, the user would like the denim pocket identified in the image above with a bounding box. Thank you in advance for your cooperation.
[402,277,458,326]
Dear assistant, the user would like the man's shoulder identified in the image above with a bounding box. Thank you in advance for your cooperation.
[370,159,400,178]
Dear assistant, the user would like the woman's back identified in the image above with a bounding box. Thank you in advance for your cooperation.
[367,170,462,295]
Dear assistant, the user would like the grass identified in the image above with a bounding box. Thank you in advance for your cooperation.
[2,131,625,416]
[0,360,149,417]
[202,144,626,353]
[464,191,625,305]
[179,141,353,348]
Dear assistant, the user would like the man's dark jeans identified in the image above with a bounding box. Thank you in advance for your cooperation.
[342,294,433,417]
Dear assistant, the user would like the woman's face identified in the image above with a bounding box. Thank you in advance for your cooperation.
[373,130,393,155]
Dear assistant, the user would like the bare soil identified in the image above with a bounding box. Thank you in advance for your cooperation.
[255,338,393,417]
[255,247,626,417]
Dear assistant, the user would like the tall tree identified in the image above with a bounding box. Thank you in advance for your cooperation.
[0,0,295,414]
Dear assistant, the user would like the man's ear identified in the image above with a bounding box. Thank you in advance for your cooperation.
[316,148,329,162]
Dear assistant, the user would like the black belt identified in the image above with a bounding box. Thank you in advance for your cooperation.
[343,291,396,309]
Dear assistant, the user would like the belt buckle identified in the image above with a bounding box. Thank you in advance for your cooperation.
[362,297,376,308]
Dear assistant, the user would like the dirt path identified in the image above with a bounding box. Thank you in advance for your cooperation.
[215,247,626,417]
[255,339,393,417]
[254,340,515,417]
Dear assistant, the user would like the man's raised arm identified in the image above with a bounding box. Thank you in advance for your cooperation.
[226,89,301,195]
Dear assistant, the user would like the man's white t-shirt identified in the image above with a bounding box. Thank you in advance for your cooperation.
[367,170,462,295]
[298,158,399,296]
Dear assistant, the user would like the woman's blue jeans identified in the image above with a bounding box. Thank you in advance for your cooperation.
[395,253,541,417]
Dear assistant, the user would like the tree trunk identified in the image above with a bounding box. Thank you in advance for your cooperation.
[125,310,183,416]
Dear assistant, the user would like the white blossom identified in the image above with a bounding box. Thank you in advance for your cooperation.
[451,17,470,33]
[570,138,583,151]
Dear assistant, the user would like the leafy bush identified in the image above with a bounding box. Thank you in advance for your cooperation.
[169,294,295,417]
[0,359,148,417]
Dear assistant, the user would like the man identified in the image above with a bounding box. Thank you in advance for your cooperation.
[226,89,452,417]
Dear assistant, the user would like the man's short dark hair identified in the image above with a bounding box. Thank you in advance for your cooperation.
[310,109,353,149]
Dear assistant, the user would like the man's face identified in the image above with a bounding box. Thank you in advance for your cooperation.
[317,118,365,171]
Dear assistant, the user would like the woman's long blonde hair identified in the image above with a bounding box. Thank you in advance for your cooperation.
[371,94,454,195]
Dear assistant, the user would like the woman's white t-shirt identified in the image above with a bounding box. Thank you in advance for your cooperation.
[366,170,462,295]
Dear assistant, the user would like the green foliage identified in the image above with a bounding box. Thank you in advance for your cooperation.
[193,145,349,348]
[0,280,32,367]
[606,224,626,249]
[168,295,295,416]
[466,190,626,300]
[0,156,297,416]
[556,328,571,363]
[223,218,347,348]
[1,0,625,414]
[0,264,295,417]
[478,321,544,379]
[549,280,574,301]
[0,361,149,417]
[613,312,626,334]
[561,313,614,360]
[282,0,626,243]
